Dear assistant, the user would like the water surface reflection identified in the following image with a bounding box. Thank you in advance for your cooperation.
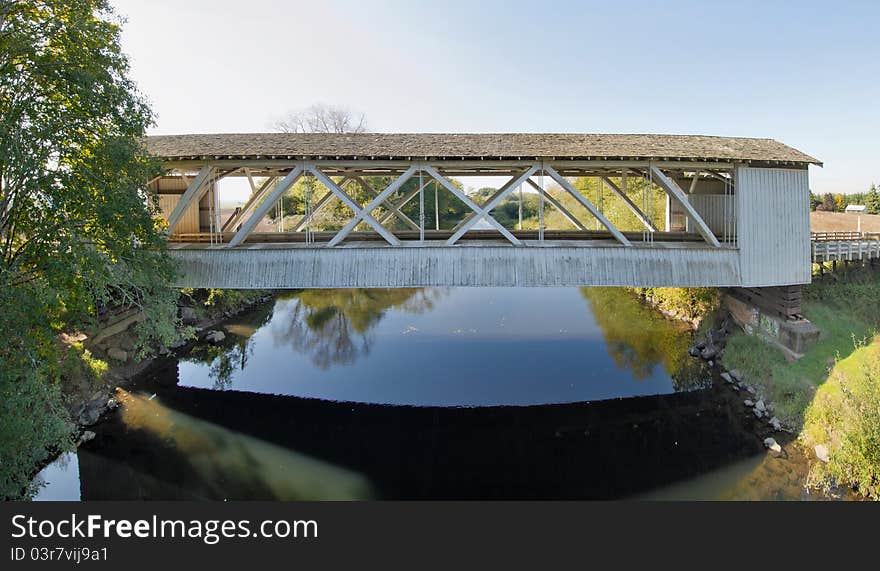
[36,287,783,500]
[182,287,708,406]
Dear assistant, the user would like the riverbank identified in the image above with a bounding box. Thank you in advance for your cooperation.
[722,268,880,499]
[66,289,272,431]
[18,289,273,499]
[636,270,879,499]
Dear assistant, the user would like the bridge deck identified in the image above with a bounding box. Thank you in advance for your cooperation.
[168,229,715,247]
[169,238,726,251]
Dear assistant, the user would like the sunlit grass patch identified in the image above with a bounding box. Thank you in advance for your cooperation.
[803,337,880,500]
[722,275,878,428]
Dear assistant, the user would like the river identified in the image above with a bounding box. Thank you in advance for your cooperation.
[33,287,827,500]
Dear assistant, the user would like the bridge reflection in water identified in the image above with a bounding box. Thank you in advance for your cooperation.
[67,287,768,500]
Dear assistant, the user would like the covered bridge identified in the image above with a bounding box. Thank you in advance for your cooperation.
[145,133,820,289]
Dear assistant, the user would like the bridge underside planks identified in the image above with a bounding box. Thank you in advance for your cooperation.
[167,245,743,289]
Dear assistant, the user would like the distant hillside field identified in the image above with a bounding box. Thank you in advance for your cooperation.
[810,211,880,232]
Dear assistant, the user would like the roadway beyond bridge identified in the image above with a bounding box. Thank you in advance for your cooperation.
[146,133,822,289]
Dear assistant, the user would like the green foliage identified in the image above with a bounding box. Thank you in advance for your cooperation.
[804,338,880,499]
[194,288,267,316]
[630,287,721,323]
[0,0,182,496]
[0,365,73,500]
[580,288,708,390]
[809,192,821,211]
[817,193,837,212]
[0,287,74,500]
[866,184,880,215]
[723,270,880,426]
[58,343,108,387]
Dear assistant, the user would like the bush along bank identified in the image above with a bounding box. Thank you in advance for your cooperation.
[802,336,880,500]
[21,289,273,499]
[720,267,880,499]
[628,287,721,328]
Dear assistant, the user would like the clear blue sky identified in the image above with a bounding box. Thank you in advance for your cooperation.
[114,0,879,194]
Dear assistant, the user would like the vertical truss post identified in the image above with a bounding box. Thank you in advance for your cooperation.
[526,179,587,231]
[418,165,425,242]
[434,180,440,231]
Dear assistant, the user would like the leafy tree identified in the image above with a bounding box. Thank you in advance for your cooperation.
[866,184,880,215]
[809,192,821,211]
[0,0,179,498]
[817,193,837,212]
[834,194,846,212]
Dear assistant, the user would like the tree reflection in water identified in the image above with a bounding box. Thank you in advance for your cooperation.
[185,302,275,390]
[271,288,443,369]
[580,288,709,391]
[189,287,702,392]
[188,289,442,389]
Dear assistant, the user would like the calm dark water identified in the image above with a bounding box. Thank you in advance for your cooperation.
[34,287,792,500]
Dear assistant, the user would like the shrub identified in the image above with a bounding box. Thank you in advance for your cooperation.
[804,339,880,500]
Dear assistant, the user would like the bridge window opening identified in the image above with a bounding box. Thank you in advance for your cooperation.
[153,164,738,250]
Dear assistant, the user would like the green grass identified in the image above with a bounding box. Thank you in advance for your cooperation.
[722,269,880,497]
[803,338,880,499]
[724,302,875,426]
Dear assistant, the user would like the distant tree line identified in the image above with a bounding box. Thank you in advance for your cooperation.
[810,184,880,214]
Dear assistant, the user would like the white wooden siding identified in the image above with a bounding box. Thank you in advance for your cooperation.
[690,195,735,235]
[158,195,200,234]
[736,167,811,286]
[167,245,742,289]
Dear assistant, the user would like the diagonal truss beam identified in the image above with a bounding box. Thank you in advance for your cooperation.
[599,177,658,233]
[224,175,278,233]
[228,166,304,247]
[544,166,632,246]
[166,165,214,233]
[450,169,535,233]
[378,179,430,226]
[355,177,420,231]
[428,165,536,246]
[309,166,415,247]
[291,177,352,232]
[525,178,587,231]
[649,166,721,248]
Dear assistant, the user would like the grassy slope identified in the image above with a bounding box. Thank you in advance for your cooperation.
[723,303,875,425]
[722,269,880,497]
[803,338,880,499]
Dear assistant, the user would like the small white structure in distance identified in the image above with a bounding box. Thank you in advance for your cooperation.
[845,204,867,213]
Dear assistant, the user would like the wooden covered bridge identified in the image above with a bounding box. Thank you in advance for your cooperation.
[146,133,821,289]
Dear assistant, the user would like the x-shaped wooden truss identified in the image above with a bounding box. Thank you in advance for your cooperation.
[218,162,721,248]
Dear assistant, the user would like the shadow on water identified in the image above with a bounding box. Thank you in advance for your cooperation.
[35,287,804,500]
